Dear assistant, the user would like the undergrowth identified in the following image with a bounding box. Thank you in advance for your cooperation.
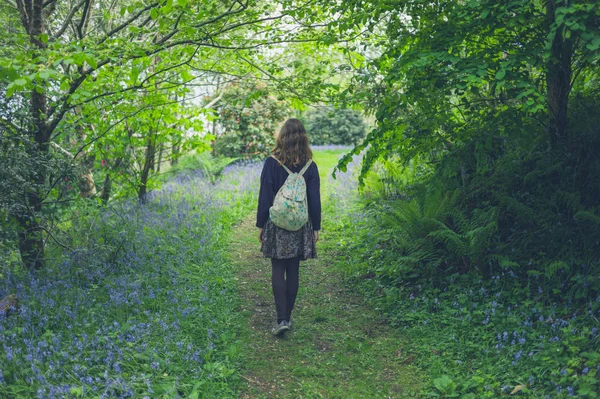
[0,156,260,398]
[327,132,600,398]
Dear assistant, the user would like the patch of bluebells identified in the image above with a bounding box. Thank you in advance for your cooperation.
[0,161,261,398]
[328,153,600,398]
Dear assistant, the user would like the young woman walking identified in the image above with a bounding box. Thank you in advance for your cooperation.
[256,118,321,336]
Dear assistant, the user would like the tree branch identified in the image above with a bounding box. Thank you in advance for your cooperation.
[76,0,93,39]
[0,116,21,134]
[238,55,313,107]
[192,0,246,29]
[204,90,223,109]
[63,46,200,110]
[2,0,17,9]
[50,141,74,158]
[98,2,159,44]
[51,0,88,39]
[70,96,199,160]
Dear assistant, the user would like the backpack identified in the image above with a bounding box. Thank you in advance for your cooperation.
[269,155,313,231]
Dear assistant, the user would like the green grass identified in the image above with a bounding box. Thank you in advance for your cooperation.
[228,149,423,398]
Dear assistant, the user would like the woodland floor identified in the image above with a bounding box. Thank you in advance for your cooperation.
[227,153,423,399]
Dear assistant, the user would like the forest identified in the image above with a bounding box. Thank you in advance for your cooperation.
[1,0,599,398]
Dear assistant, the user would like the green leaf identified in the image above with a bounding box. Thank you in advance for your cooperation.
[586,37,600,51]
[6,82,16,98]
[150,8,158,19]
[86,56,98,69]
[14,78,27,86]
[495,69,506,80]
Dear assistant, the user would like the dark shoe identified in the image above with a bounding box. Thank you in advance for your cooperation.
[271,320,289,336]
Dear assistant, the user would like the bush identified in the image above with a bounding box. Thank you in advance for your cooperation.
[302,106,366,145]
[327,143,600,398]
[212,81,290,159]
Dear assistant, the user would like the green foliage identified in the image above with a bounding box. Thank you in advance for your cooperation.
[359,180,498,279]
[336,0,600,182]
[0,0,348,267]
[302,106,366,145]
[0,156,261,397]
[327,159,600,398]
[161,151,236,184]
[212,81,291,160]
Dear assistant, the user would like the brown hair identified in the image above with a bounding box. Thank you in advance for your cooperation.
[271,118,313,167]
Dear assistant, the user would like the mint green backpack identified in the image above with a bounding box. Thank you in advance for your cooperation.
[269,155,313,231]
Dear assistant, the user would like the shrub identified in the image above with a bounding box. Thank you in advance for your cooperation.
[302,106,366,145]
[212,81,290,159]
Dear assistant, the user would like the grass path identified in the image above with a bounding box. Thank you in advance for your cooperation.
[227,150,423,398]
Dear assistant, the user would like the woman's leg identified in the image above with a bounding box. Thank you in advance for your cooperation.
[271,258,288,323]
[285,257,300,321]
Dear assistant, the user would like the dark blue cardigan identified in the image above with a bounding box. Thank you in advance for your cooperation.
[256,156,321,231]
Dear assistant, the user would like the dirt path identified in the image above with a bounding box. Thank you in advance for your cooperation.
[229,212,423,398]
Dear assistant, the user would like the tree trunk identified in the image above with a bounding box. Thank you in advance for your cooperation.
[79,153,97,198]
[138,135,156,201]
[171,138,180,166]
[16,0,48,269]
[157,143,164,173]
[546,0,573,147]
[100,173,112,204]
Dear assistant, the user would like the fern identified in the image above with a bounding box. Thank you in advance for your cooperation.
[574,210,600,225]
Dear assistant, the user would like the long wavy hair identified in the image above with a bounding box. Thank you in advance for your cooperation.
[271,118,312,167]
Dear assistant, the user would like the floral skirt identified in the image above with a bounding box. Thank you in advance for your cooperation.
[261,218,317,260]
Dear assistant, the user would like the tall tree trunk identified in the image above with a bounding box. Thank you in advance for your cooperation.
[100,173,111,204]
[16,0,48,269]
[138,135,156,201]
[171,138,180,166]
[157,143,164,173]
[546,0,573,147]
[79,153,97,198]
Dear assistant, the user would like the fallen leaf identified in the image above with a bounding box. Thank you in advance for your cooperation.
[511,384,527,394]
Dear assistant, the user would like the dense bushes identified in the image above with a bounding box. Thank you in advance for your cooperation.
[302,106,366,146]
[327,92,600,397]
[212,81,290,159]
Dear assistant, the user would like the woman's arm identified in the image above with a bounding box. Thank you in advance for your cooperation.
[256,158,274,229]
[306,162,321,231]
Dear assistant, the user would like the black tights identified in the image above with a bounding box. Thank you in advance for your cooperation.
[271,257,300,323]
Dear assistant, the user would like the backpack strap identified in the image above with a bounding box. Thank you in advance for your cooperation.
[270,155,292,174]
[271,155,312,176]
[299,159,313,176]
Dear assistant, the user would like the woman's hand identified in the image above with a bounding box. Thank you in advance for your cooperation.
[258,228,264,243]
[313,230,319,243]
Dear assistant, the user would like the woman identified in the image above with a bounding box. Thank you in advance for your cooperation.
[256,118,321,336]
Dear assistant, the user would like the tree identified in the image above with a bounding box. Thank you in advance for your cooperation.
[0,0,345,269]
[212,80,290,159]
[335,0,600,177]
